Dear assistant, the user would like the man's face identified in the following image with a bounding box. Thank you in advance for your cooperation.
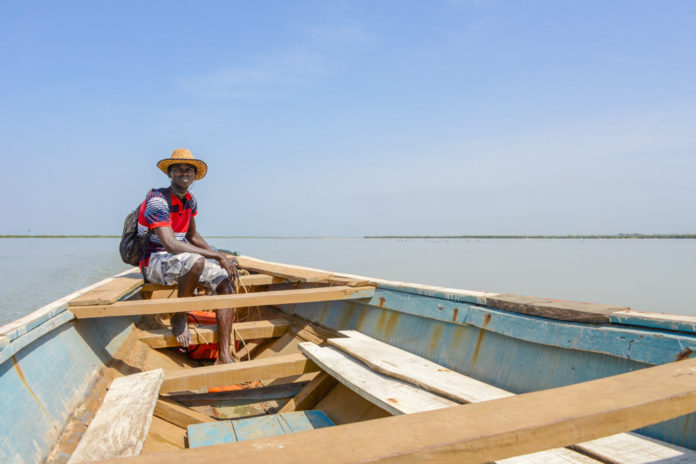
[169,163,197,190]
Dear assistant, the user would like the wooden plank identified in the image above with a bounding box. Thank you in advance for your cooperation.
[188,420,237,448]
[573,432,696,464]
[139,319,290,349]
[332,331,690,464]
[160,353,319,393]
[298,342,457,415]
[233,415,288,441]
[92,357,696,464]
[70,286,375,318]
[279,372,338,412]
[498,448,601,464]
[485,293,628,323]
[165,382,309,405]
[68,272,144,307]
[234,255,336,283]
[141,416,187,453]
[68,369,164,463]
[153,398,215,429]
[279,410,334,433]
[187,411,334,448]
[329,330,513,403]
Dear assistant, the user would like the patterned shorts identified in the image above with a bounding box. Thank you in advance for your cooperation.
[145,252,229,291]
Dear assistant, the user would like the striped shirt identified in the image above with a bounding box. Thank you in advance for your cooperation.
[137,188,198,267]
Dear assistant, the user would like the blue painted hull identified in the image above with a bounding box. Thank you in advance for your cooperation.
[2,262,695,462]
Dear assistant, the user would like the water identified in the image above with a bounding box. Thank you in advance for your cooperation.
[1,238,694,327]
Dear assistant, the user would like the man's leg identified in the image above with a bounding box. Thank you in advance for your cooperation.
[214,278,236,364]
[171,257,205,347]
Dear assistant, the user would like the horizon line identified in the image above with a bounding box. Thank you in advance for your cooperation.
[1,233,695,239]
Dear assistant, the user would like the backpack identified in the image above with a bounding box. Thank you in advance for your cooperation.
[119,188,171,266]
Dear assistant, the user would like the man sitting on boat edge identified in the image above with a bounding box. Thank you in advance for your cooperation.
[137,148,238,364]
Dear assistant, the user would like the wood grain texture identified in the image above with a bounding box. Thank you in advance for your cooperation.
[329,330,513,403]
[573,432,696,464]
[279,372,338,412]
[160,353,319,393]
[92,357,696,464]
[139,319,290,349]
[234,255,336,283]
[68,369,164,463]
[153,398,215,429]
[298,342,457,415]
[485,293,629,323]
[70,286,375,318]
[68,272,144,307]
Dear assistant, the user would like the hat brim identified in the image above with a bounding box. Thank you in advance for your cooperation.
[157,158,207,180]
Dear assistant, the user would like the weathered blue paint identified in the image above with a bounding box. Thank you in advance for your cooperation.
[610,312,696,335]
[0,311,75,365]
[234,414,288,441]
[188,420,237,448]
[279,410,334,432]
[0,316,136,464]
[188,411,334,448]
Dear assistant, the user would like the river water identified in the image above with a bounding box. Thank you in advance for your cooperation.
[1,238,694,326]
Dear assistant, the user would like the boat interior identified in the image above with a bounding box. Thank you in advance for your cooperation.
[25,255,696,463]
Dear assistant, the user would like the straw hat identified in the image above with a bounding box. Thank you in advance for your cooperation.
[157,148,208,180]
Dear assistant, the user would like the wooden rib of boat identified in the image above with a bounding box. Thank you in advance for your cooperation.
[3,254,696,463]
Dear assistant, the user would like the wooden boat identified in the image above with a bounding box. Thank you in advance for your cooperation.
[3,253,696,463]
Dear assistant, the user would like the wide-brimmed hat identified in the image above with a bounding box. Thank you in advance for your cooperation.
[157,148,207,180]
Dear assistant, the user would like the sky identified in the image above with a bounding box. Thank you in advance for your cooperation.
[1,0,695,236]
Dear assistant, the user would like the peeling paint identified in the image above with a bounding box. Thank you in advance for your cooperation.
[428,324,444,357]
[11,356,51,418]
[383,312,400,340]
[452,308,459,322]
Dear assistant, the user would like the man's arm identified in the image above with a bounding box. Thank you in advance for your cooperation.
[186,216,214,251]
[153,225,222,260]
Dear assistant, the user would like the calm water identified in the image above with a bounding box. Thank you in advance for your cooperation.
[1,238,694,327]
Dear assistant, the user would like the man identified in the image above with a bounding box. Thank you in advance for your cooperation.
[137,148,238,364]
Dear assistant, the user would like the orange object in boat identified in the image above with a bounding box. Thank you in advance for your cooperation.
[187,343,219,360]
[186,311,217,325]
[209,381,259,393]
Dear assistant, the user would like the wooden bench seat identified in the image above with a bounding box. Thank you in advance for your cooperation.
[187,410,334,448]
[302,330,696,464]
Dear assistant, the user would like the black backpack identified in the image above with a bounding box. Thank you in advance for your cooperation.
[119,188,172,266]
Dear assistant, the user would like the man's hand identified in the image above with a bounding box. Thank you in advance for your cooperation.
[216,255,239,282]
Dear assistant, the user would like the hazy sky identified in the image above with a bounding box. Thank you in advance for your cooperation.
[2,1,694,236]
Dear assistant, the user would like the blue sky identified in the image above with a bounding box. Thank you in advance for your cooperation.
[2,1,695,235]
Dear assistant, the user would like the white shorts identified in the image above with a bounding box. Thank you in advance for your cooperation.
[145,252,229,291]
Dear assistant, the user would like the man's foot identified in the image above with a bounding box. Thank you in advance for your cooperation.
[214,352,235,365]
[171,313,192,348]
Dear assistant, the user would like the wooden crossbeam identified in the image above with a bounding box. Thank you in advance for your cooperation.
[93,358,696,464]
[139,319,290,349]
[70,286,375,319]
[153,398,215,429]
[160,353,319,393]
[234,255,336,283]
[68,272,144,307]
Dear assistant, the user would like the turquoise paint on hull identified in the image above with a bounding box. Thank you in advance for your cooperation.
[0,316,135,463]
[188,411,335,448]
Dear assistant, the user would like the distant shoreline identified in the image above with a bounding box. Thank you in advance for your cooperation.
[1,234,695,239]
